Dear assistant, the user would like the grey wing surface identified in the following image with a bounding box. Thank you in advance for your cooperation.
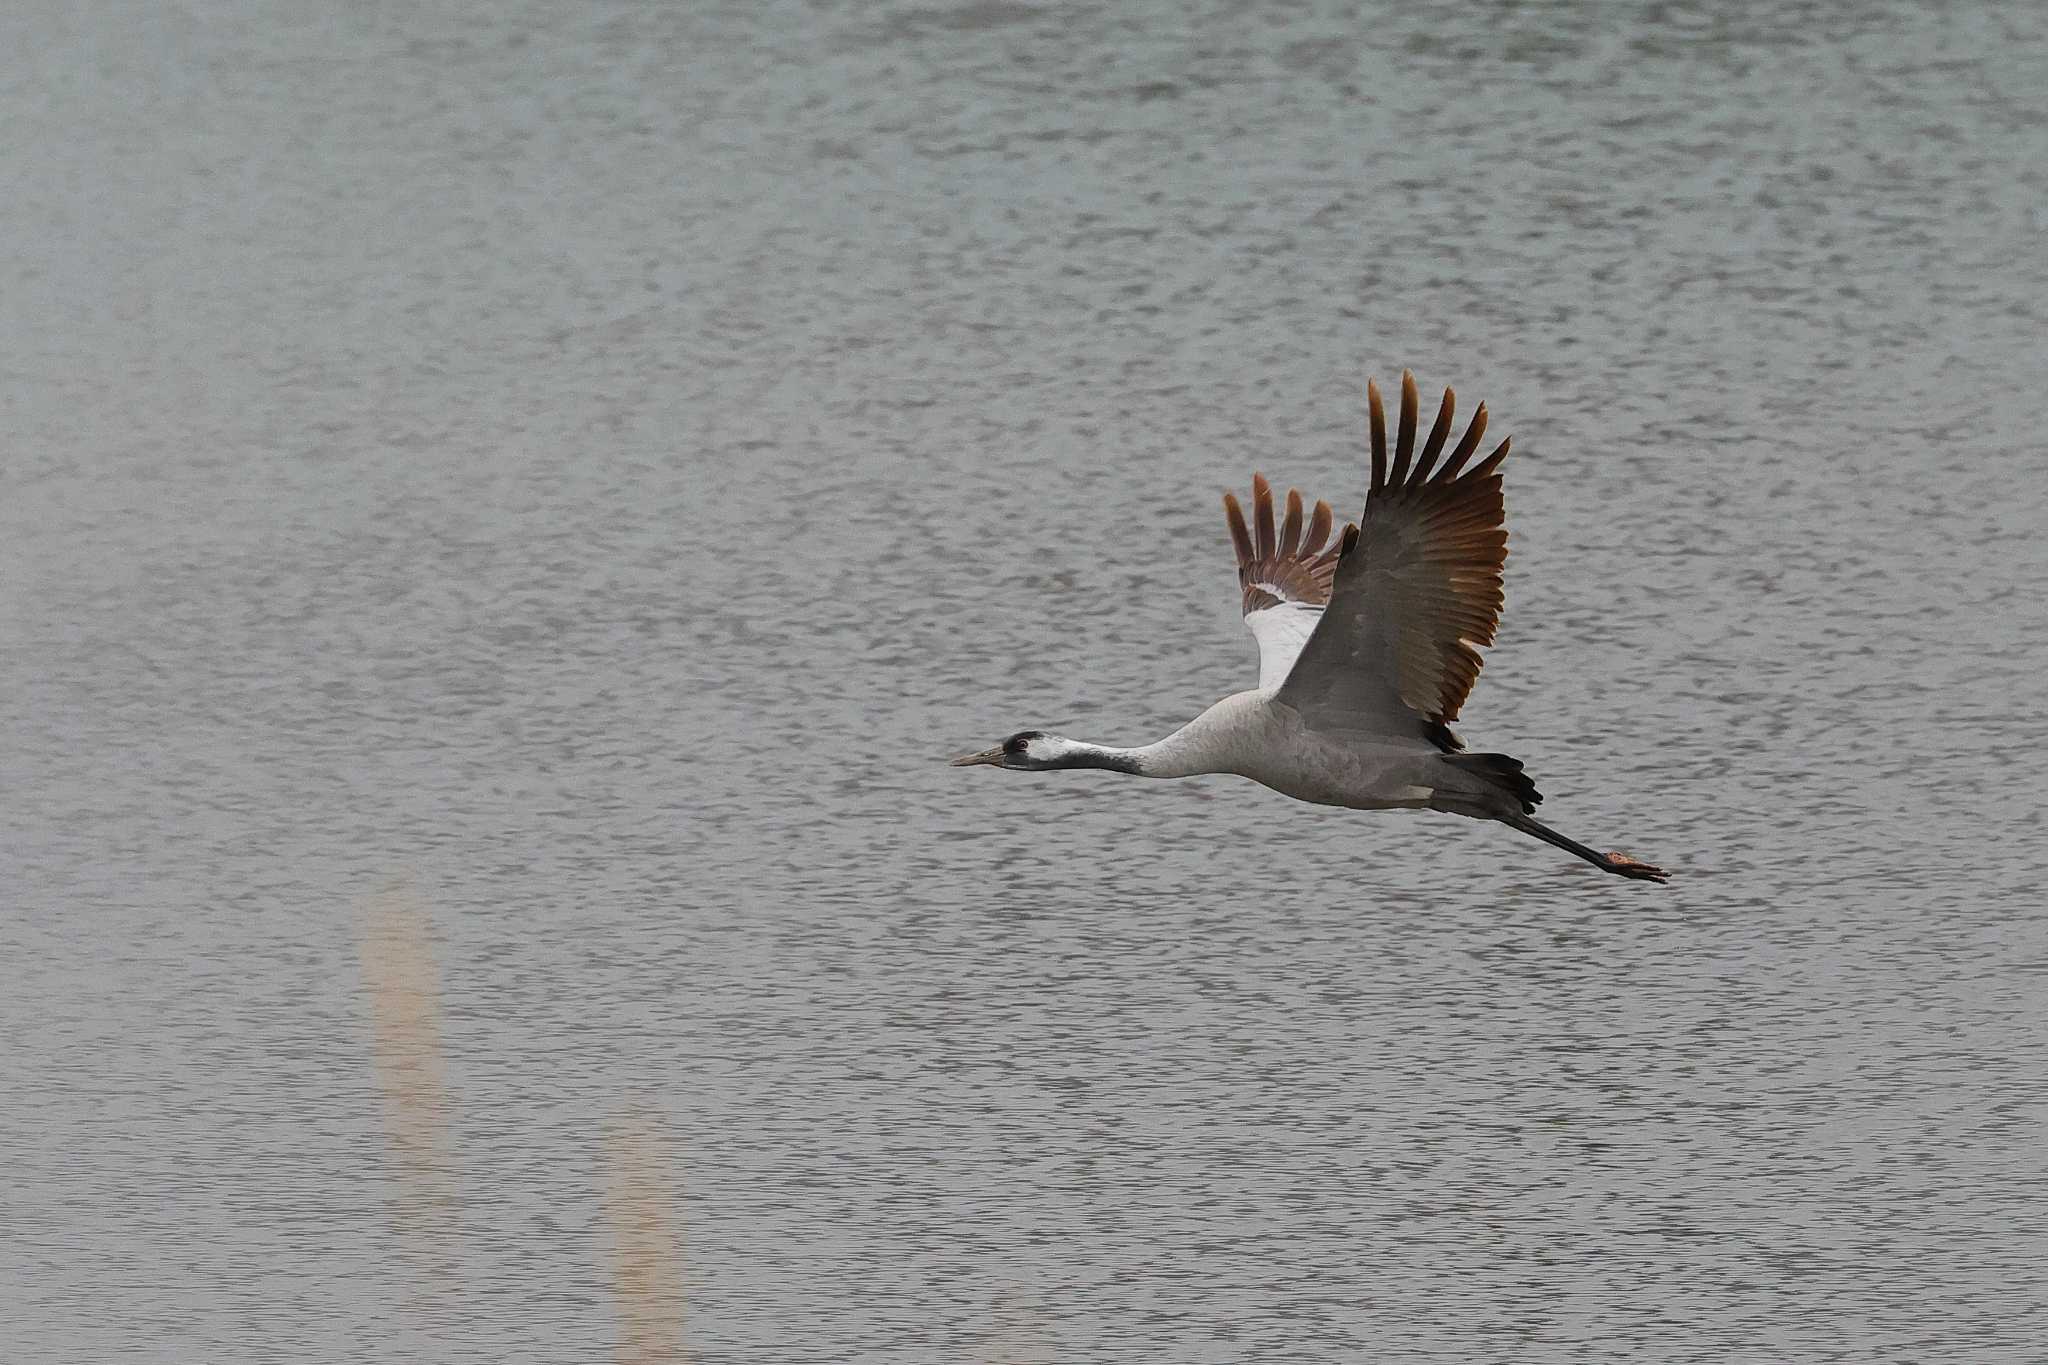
[1274,371,1512,745]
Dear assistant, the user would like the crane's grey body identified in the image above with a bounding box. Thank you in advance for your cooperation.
[1125,691,1444,811]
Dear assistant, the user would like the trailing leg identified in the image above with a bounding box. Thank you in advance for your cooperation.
[1430,751,1669,882]
[1502,812,1669,882]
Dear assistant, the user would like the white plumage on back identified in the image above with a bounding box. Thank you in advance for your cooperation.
[1243,604,1322,691]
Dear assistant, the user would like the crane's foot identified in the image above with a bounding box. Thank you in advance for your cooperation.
[1604,852,1670,883]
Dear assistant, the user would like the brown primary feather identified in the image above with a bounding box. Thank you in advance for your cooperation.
[1252,472,1276,558]
[1413,386,1458,482]
[1390,370,1420,487]
[1223,491,1256,567]
[1303,499,1332,556]
[1473,437,1513,479]
[1367,380,1388,495]
[1434,403,1489,483]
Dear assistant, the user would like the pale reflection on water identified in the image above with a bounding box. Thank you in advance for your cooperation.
[360,883,687,1359]
[605,1114,688,1365]
[3,0,2047,1361]
[358,885,459,1298]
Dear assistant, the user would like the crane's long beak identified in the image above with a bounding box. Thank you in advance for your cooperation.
[950,746,1006,767]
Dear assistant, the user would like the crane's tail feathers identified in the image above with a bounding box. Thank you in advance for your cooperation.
[1441,752,1541,813]
[1503,813,1670,883]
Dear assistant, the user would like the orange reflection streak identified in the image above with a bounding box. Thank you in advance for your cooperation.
[358,884,458,1274]
[604,1112,688,1363]
[980,1284,1054,1365]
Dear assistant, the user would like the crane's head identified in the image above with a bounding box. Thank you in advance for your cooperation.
[952,729,1145,775]
[950,729,1080,771]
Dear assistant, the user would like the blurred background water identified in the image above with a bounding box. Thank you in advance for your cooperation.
[4,1,2047,1361]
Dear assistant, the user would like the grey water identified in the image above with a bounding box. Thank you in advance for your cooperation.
[4,1,2047,1360]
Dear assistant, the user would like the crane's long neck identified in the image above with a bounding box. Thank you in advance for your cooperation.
[1040,721,1222,779]
[1039,742,1149,775]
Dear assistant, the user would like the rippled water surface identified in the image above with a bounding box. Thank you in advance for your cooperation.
[5,2,2047,1360]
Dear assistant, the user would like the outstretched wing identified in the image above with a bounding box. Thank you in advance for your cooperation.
[1275,371,1511,742]
[1221,474,1353,689]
